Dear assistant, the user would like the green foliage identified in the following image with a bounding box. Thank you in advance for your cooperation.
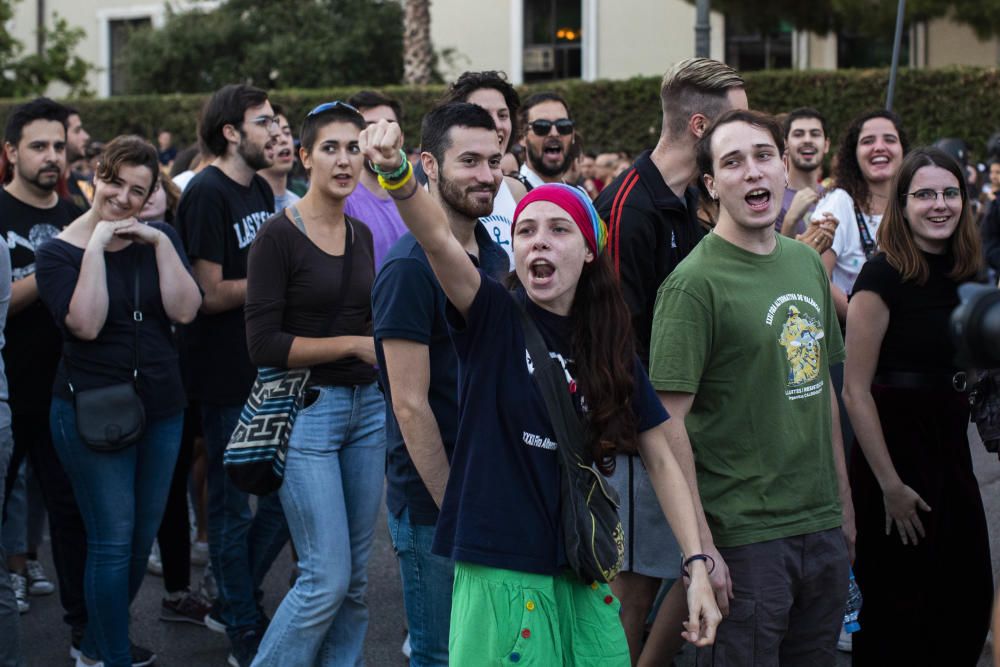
[121,0,403,94]
[0,1,93,98]
[4,68,1000,160]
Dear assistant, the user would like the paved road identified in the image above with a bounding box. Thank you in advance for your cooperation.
[17,425,1000,665]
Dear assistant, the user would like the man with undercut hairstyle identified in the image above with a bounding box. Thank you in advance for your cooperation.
[175,83,289,667]
[594,57,747,666]
[517,92,576,189]
[373,102,509,667]
[652,109,852,666]
[344,90,410,270]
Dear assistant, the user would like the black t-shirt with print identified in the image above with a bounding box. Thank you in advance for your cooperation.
[0,189,82,414]
[175,166,275,405]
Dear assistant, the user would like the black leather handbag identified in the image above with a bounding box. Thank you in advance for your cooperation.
[69,262,146,452]
[515,302,624,584]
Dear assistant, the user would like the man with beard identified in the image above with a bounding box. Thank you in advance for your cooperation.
[0,97,90,661]
[595,58,746,667]
[63,108,92,209]
[518,92,576,188]
[257,105,300,213]
[175,84,289,667]
[344,90,410,270]
[372,102,508,666]
[776,108,832,242]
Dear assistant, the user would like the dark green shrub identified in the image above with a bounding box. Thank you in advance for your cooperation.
[3,67,999,159]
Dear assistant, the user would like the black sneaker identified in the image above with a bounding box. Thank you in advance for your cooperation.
[129,642,157,667]
[226,628,263,667]
[161,591,212,626]
[204,600,227,634]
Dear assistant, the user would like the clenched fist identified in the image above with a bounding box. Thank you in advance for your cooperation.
[359,119,405,173]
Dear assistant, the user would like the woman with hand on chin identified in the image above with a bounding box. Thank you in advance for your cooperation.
[359,117,720,665]
[843,147,992,665]
[35,135,201,667]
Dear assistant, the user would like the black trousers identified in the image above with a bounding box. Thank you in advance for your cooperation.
[156,410,195,594]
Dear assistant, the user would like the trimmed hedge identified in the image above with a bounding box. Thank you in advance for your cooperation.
[4,67,1000,158]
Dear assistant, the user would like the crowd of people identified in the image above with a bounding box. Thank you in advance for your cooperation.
[0,56,995,667]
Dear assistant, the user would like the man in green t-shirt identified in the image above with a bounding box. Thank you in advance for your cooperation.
[649,109,854,666]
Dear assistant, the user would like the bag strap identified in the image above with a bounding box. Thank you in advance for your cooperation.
[514,300,588,468]
[131,250,141,381]
[853,204,876,260]
[289,205,355,337]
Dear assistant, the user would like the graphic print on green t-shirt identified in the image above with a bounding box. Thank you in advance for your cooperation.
[648,234,844,548]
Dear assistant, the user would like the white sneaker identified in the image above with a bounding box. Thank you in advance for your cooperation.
[837,627,853,652]
[147,542,163,576]
[26,559,55,595]
[74,656,104,667]
[10,573,29,613]
[401,633,411,659]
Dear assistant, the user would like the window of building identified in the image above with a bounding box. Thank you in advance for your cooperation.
[523,0,581,82]
[725,17,793,70]
[838,30,909,69]
[109,17,151,95]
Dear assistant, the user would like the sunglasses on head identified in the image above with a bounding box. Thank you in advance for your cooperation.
[307,100,361,118]
[529,119,575,137]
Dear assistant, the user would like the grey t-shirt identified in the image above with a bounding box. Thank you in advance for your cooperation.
[0,241,12,427]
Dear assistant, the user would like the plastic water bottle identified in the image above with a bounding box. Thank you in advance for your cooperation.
[843,568,862,634]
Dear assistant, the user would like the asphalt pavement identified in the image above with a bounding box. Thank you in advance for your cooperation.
[16,425,1000,666]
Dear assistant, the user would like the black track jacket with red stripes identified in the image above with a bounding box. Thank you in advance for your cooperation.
[595,150,704,368]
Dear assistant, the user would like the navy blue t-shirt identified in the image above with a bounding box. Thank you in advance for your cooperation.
[434,274,668,574]
[374,225,509,526]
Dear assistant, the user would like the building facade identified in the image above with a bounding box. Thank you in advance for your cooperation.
[11,0,1000,98]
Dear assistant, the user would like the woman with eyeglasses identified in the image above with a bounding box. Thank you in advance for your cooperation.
[244,101,383,667]
[842,148,992,666]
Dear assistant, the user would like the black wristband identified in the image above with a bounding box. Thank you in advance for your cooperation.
[681,553,716,578]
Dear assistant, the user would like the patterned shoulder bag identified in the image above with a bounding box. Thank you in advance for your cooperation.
[224,208,354,495]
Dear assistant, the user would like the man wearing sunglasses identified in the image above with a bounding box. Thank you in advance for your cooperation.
[595,57,747,667]
[174,84,289,667]
[517,92,576,189]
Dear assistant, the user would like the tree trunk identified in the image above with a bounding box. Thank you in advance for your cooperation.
[403,0,433,85]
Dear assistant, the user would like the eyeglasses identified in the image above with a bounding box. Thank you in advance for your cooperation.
[907,187,963,202]
[249,115,281,130]
[529,118,575,137]
[307,101,361,118]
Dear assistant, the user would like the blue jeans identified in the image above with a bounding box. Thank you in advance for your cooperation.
[387,507,452,667]
[0,408,22,667]
[50,397,181,667]
[202,403,290,640]
[253,383,386,667]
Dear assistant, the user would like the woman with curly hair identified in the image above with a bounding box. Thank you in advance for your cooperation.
[814,109,909,325]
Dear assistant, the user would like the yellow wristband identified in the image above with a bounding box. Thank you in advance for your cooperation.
[378,163,414,191]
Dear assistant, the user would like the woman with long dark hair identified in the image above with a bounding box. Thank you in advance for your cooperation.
[842,147,991,665]
[359,119,720,664]
[245,102,384,667]
[815,109,910,324]
[35,135,202,667]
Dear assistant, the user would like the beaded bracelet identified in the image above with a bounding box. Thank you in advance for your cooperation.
[681,553,716,578]
[371,149,409,181]
[378,163,414,191]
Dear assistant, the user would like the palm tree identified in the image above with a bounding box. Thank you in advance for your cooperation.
[403,0,433,84]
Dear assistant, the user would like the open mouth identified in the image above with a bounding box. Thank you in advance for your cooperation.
[798,147,817,158]
[277,148,293,160]
[927,215,952,225]
[333,174,352,186]
[543,142,563,159]
[870,155,890,166]
[745,188,771,212]
[529,259,555,282]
